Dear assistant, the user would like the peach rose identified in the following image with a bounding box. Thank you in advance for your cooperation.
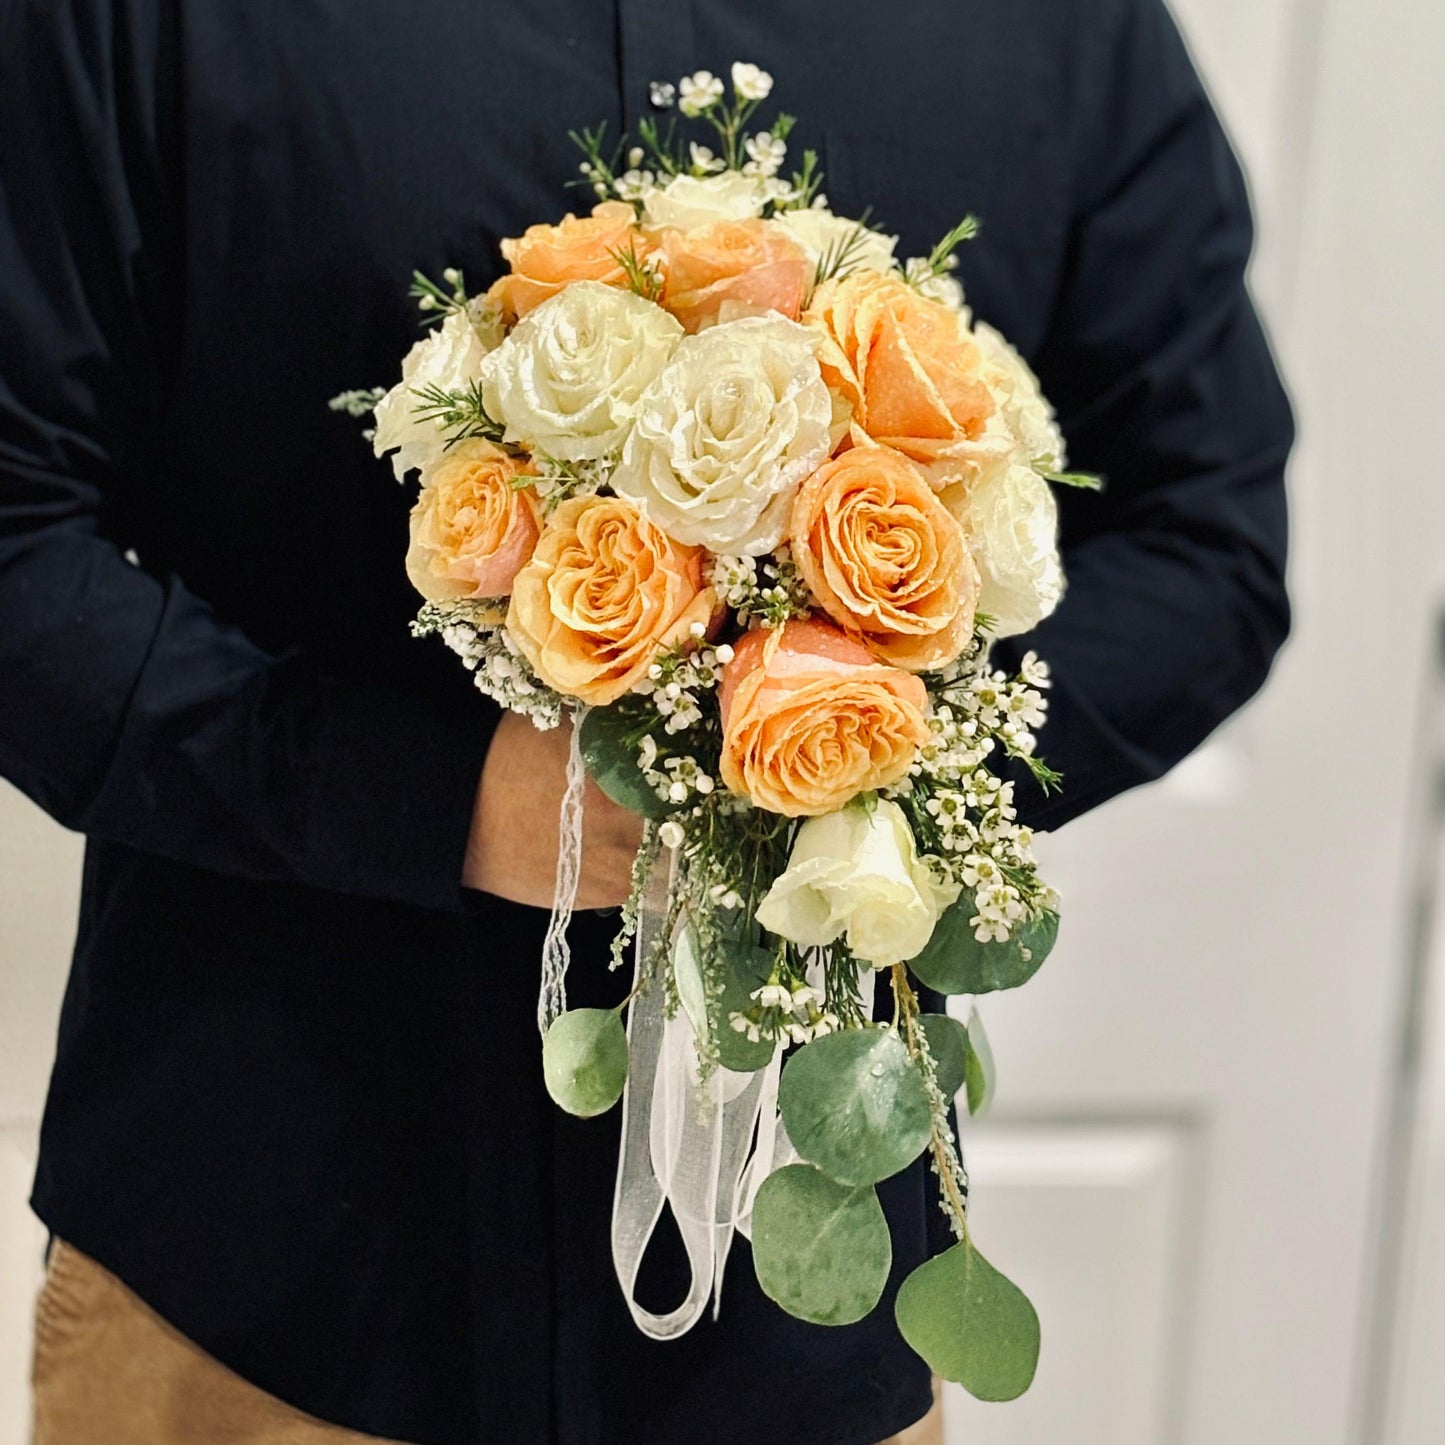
[789,446,979,671]
[657,219,810,332]
[803,271,996,484]
[506,494,715,705]
[718,619,930,816]
[488,201,652,321]
[405,440,540,602]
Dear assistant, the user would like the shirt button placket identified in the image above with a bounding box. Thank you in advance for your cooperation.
[617,0,698,131]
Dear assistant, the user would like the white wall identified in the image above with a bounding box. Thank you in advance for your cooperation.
[0,785,79,1445]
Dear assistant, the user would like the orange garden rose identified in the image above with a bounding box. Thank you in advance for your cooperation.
[789,446,979,671]
[658,218,810,332]
[718,619,930,816]
[405,440,540,602]
[803,271,996,483]
[506,494,715,705]
[488,201,651,321]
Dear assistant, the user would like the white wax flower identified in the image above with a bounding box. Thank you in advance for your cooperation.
[964,462,1065,638]
[731,62,773,101]
[769,209,898,276]
[478,281,683,462]
[641,172,769,230]
[610,314,832,554]
[372,310,493,481]
[757,798,960,967]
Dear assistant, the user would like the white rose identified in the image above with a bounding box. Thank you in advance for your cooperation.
[756,799,960,968]
[610,313,832,554]
[478,281,683,462]
[769,208,898,276]
[964,462,1064,638]
[372,310,493,481]
[974,322,1065,471]
[641,172,768,230]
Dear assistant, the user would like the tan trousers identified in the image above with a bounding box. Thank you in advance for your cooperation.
[31,1241,942,1445]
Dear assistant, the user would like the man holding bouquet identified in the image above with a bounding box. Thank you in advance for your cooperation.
[0,1,1290,1441]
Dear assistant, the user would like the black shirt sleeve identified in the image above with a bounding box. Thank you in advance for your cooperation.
[999,0,1294,829]
[0,0,494,913]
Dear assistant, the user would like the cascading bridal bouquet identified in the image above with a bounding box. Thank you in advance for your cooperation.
[334,62,1095,1402]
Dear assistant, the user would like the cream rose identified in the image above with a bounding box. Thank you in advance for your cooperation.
[974,322,1065,472]
[933,324,1069,516]
[505,493,715,704]
[405,440,540,602]
[372,310,494,481]
[962,462,1064,638]
[756,798,960,967]
[769,208,898,276]
[479,281,683,462]
[718,619,930,816]
[641,172,768,230]
[610,314,832,555]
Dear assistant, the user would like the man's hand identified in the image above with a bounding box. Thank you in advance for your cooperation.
[463,710,646,910]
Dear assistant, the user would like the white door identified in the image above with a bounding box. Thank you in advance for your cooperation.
[946,2,1445,1442]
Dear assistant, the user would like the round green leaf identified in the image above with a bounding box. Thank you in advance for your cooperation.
[577,704,678,819]
[909,893,1058,995]
[895,1237,1041,1400]
[920,1013,970,1101]
[779,1028,931,1186]
[712,938,780,1074]
[964,1006,995,1116]
[751,1164,891,1325]
[541,1008,628,1118]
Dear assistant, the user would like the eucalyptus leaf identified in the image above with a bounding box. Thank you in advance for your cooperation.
[712,937,779,1074]
[751,1164,891,1325]
[779,1028,931,1186]
[672,925,709,1041]
[964,1006,995,1116]
[577,703,677,819]
[895,1236,1040,1400]
[920,1013,970,1101]
[909,892,1058,995]
[541,1008,629,1118]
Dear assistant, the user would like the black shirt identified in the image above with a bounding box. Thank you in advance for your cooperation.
[0,2,1291,1442]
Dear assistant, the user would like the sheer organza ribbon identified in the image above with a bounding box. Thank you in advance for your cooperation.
[609,854,798,1338]
[537,715,588,1033]
[537,733,870,1339]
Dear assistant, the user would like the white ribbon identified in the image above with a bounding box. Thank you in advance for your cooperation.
[536,711,587,1035]
[610,857,789,1338]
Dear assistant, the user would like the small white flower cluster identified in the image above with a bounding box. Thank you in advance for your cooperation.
[612,157,655,204]
[530,453,613,512]
[639,739,716,812]
[689,142,725,175]
[327,386,386,419]
[729,979,838,1046]
[412,603,563,729]
[944,651,1050,758]
[679,69,726,116]
[885,648,1056,940]
[730,62,774,102]
[633,631,732,734]
[673,63,773,117]
[707,547,811,627]
[743,130,787,179]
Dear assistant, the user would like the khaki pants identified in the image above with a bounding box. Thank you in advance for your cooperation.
[31,1242,942,1444]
